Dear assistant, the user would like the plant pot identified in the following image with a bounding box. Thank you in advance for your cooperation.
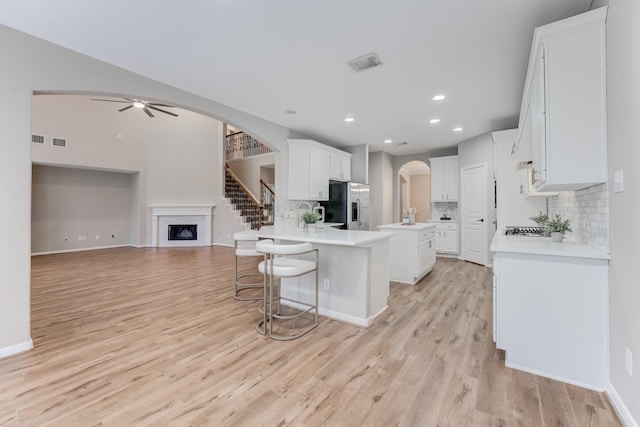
[550,231,564,242]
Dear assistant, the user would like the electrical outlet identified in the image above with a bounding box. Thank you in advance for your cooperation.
[323,278,331,290]
[95,235,100,240]
[78,235,86,241]
[614,170,624,193]
[625,348,633,377]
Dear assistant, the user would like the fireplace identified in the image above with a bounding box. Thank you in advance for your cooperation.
[150,206,214,247]
[168,224,197,241]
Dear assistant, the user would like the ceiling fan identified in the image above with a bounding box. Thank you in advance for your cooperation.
[91,97,179,118]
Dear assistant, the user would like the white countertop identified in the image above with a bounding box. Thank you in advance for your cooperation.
[428,219,459,223]
[490,233,609,260]
[378,222,436,231]
[258,225,394,247]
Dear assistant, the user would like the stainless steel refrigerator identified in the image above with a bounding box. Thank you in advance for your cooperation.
[321,181,369,230]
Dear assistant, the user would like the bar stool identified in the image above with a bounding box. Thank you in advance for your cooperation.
[255,241,319,340]
[233,231,271,301]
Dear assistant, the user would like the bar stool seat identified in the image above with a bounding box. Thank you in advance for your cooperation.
[255,241,319,340]
[233,230,272,301]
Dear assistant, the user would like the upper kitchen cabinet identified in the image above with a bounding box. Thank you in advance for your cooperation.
[329,151,352,182]
[430,155,459,201]
[288,139,351,200]
[288,139,330,200]
[514,7,607,191]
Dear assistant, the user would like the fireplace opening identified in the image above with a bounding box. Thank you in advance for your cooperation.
[168,224,198,241]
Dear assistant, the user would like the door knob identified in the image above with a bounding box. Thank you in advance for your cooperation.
[477,218,484,222]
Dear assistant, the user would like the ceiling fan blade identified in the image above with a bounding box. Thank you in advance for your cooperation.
[143,107,155,118]
[91,98,130,103]
[118,105,134,112]
[148,103,173,107]
[147,105,179,117]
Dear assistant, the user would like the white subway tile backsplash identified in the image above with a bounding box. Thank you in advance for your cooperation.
[547,183,609,254]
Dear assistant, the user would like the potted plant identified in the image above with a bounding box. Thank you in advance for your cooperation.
[529,211,549,226]
[544,213,572,242]
[300,211,322,231]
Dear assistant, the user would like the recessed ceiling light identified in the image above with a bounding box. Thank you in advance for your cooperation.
[384,139,393,144]
[429,118,441,124]
[453,127,463,132]
[344,117,355,123]
[432,94,446,101]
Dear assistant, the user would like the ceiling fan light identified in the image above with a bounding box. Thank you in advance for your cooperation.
[133,101,145,109]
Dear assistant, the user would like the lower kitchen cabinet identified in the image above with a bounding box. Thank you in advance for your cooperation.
[492,249,608,391]
[378,223,436,285]
[433,222,458,254]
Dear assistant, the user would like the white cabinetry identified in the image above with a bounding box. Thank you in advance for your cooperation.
[288,139,329,201]
[288,139,351,200]
[514,8,607,191]
[330,152,352,181]
[430,156,458,201]
[378,223,436,285]
[519,169,557,198]
[433,222,458,254]
[493,250,608,390]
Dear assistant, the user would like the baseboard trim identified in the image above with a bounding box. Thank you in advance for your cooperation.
[282,301,372,328]
[32,244,134,256]
[0,339,33,359]
[504,361,605,392]
[212,243,234,248]
[606,383,638,427]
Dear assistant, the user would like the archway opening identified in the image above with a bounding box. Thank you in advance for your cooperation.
[398,160,431,223]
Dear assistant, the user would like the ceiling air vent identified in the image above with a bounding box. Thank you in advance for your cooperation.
[393,141,408,147]
[52,137,67,148]
[347,52,383,73]
[32,134,45,144]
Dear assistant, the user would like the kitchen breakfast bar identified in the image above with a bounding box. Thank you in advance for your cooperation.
[257,225,394,327]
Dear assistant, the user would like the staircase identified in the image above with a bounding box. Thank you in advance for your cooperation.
[225,164,269,230]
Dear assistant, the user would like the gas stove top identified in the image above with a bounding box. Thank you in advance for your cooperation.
[504,226,547,237]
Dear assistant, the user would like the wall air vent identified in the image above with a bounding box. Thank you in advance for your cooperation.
[393,141,408,147]
[52,137,67,148]
[347,52,383,73]
[32,134,45,144]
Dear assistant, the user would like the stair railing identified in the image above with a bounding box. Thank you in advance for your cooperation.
[260,179,275,225]
[225,131,272,161]
[224,164,264,230]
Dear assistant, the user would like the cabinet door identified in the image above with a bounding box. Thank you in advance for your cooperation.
[443,230,458,253]
[419,241,429,272]
[341,155,351,181]
[430,159,444,201]
[434,226,444,251]
[530,49,547,186]
[444,157,459,201]
[329,152,342,180]
[309,147,330,200]
[288,143,311,200]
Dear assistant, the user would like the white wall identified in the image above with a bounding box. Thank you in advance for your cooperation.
[492,129,546,229]
[595,0,640,424]
[0,23,292,357]
[369,151,395,229]
[32,94,224,250]
[227,154,275,199]
[32,166,134,253]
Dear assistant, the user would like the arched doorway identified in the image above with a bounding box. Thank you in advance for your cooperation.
[398,161,431,222]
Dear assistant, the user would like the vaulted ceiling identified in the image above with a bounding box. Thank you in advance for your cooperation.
[0,0,592,154]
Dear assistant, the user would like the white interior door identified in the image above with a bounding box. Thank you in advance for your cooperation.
[462,164,487,265]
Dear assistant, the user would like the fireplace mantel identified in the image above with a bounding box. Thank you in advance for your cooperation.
[150,205,215,247]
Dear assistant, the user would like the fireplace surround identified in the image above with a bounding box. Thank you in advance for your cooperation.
[150,206,214,247]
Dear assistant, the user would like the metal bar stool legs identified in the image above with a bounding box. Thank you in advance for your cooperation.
[255,241,319,340]
[233,231,271,301]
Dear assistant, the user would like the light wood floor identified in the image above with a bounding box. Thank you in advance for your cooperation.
[0,246,621,426]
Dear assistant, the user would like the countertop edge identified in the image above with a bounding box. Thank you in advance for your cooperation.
[490,234,610,260]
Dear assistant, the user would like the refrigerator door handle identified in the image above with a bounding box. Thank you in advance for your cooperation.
[357,199,362,226]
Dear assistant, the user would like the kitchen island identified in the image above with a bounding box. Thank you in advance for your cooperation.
[257,225,394,327]
[491,232,609,391]
[378,223,437,284]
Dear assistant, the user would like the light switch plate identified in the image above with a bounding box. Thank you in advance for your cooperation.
[614,170,624,193]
